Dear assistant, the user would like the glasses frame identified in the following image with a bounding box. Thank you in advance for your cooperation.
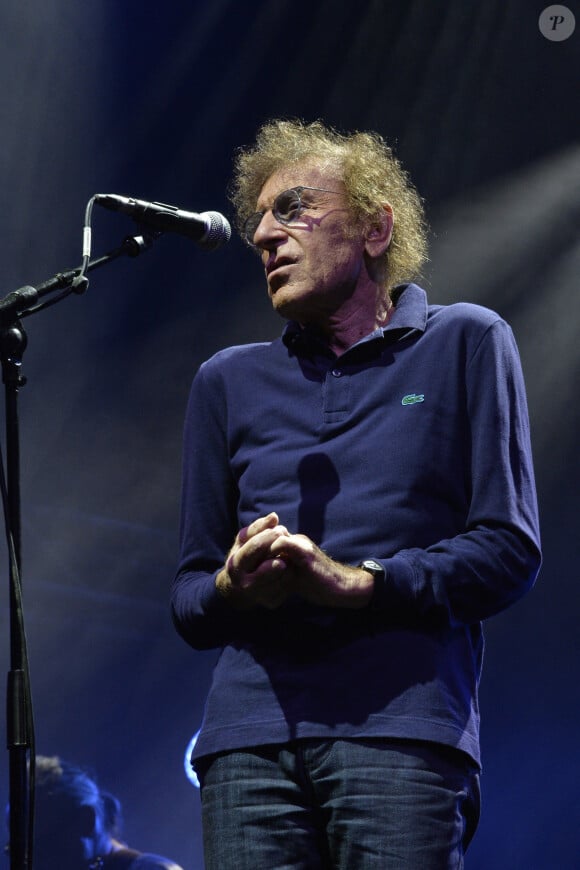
[243,185,342,248]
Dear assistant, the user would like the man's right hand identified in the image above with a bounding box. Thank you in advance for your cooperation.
[216,513,293,609]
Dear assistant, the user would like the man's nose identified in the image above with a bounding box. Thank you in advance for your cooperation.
[252,209,287,248]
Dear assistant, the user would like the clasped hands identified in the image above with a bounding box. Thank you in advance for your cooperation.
[216,512,374,610]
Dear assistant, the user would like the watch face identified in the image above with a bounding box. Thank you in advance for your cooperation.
[361,559,384,578]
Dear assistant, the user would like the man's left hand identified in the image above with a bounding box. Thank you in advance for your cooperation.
[270,532,375,609]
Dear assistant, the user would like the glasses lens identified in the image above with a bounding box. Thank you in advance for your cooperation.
[243,188,306,246]
[244,213,262,246]
[274,188,305,223]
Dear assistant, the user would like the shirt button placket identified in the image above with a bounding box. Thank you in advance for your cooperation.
[323,366,350,422]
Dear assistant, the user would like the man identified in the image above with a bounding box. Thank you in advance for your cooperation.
[171,119,541,868]
[24,755,183,870]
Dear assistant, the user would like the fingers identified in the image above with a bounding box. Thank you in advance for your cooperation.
[242,556,290,609]
[219,514,293,609]
[238,511,281,544]
[269,532,315,567]
[222,550,291,610]
[229,521,290,576]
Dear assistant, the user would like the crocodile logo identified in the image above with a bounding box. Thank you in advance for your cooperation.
[401,393,425,406]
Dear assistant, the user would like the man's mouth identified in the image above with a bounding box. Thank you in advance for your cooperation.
[266,258,296,293]
[266,257,295,278]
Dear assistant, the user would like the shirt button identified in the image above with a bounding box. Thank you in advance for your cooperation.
[331,369,342,377]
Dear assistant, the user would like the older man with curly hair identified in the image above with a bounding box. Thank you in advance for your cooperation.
[172,118,541,869]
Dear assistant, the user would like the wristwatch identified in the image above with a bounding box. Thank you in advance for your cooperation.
[358,559,386,584]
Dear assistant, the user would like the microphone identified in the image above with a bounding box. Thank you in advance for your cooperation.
[94,194,232,250]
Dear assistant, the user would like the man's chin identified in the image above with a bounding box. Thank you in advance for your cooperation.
[269,285,295,316]
[270,294,304,321]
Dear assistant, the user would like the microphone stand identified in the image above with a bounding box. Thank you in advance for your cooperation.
[0,230,157,870]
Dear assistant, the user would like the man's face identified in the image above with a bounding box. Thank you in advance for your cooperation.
[31,798,93,870]
[251,165,369,325]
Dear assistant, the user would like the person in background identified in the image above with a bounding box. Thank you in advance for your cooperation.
[172,118,541,868]
[25,755,183,870]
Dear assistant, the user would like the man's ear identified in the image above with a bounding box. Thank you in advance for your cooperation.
[364,204,394,257]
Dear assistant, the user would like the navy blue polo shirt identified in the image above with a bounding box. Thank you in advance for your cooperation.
[172,283,541,768]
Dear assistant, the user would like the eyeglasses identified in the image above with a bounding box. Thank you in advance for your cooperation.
[243,186,341,248]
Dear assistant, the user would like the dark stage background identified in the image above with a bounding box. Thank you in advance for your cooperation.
[0,2,579,867]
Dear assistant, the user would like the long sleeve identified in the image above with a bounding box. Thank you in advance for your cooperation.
[374,318,541,624]
[171,354,244,649]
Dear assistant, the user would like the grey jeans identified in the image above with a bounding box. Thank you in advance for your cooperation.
[197,737,481,869]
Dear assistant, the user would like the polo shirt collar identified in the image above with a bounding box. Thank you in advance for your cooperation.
[282,283,428,355]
